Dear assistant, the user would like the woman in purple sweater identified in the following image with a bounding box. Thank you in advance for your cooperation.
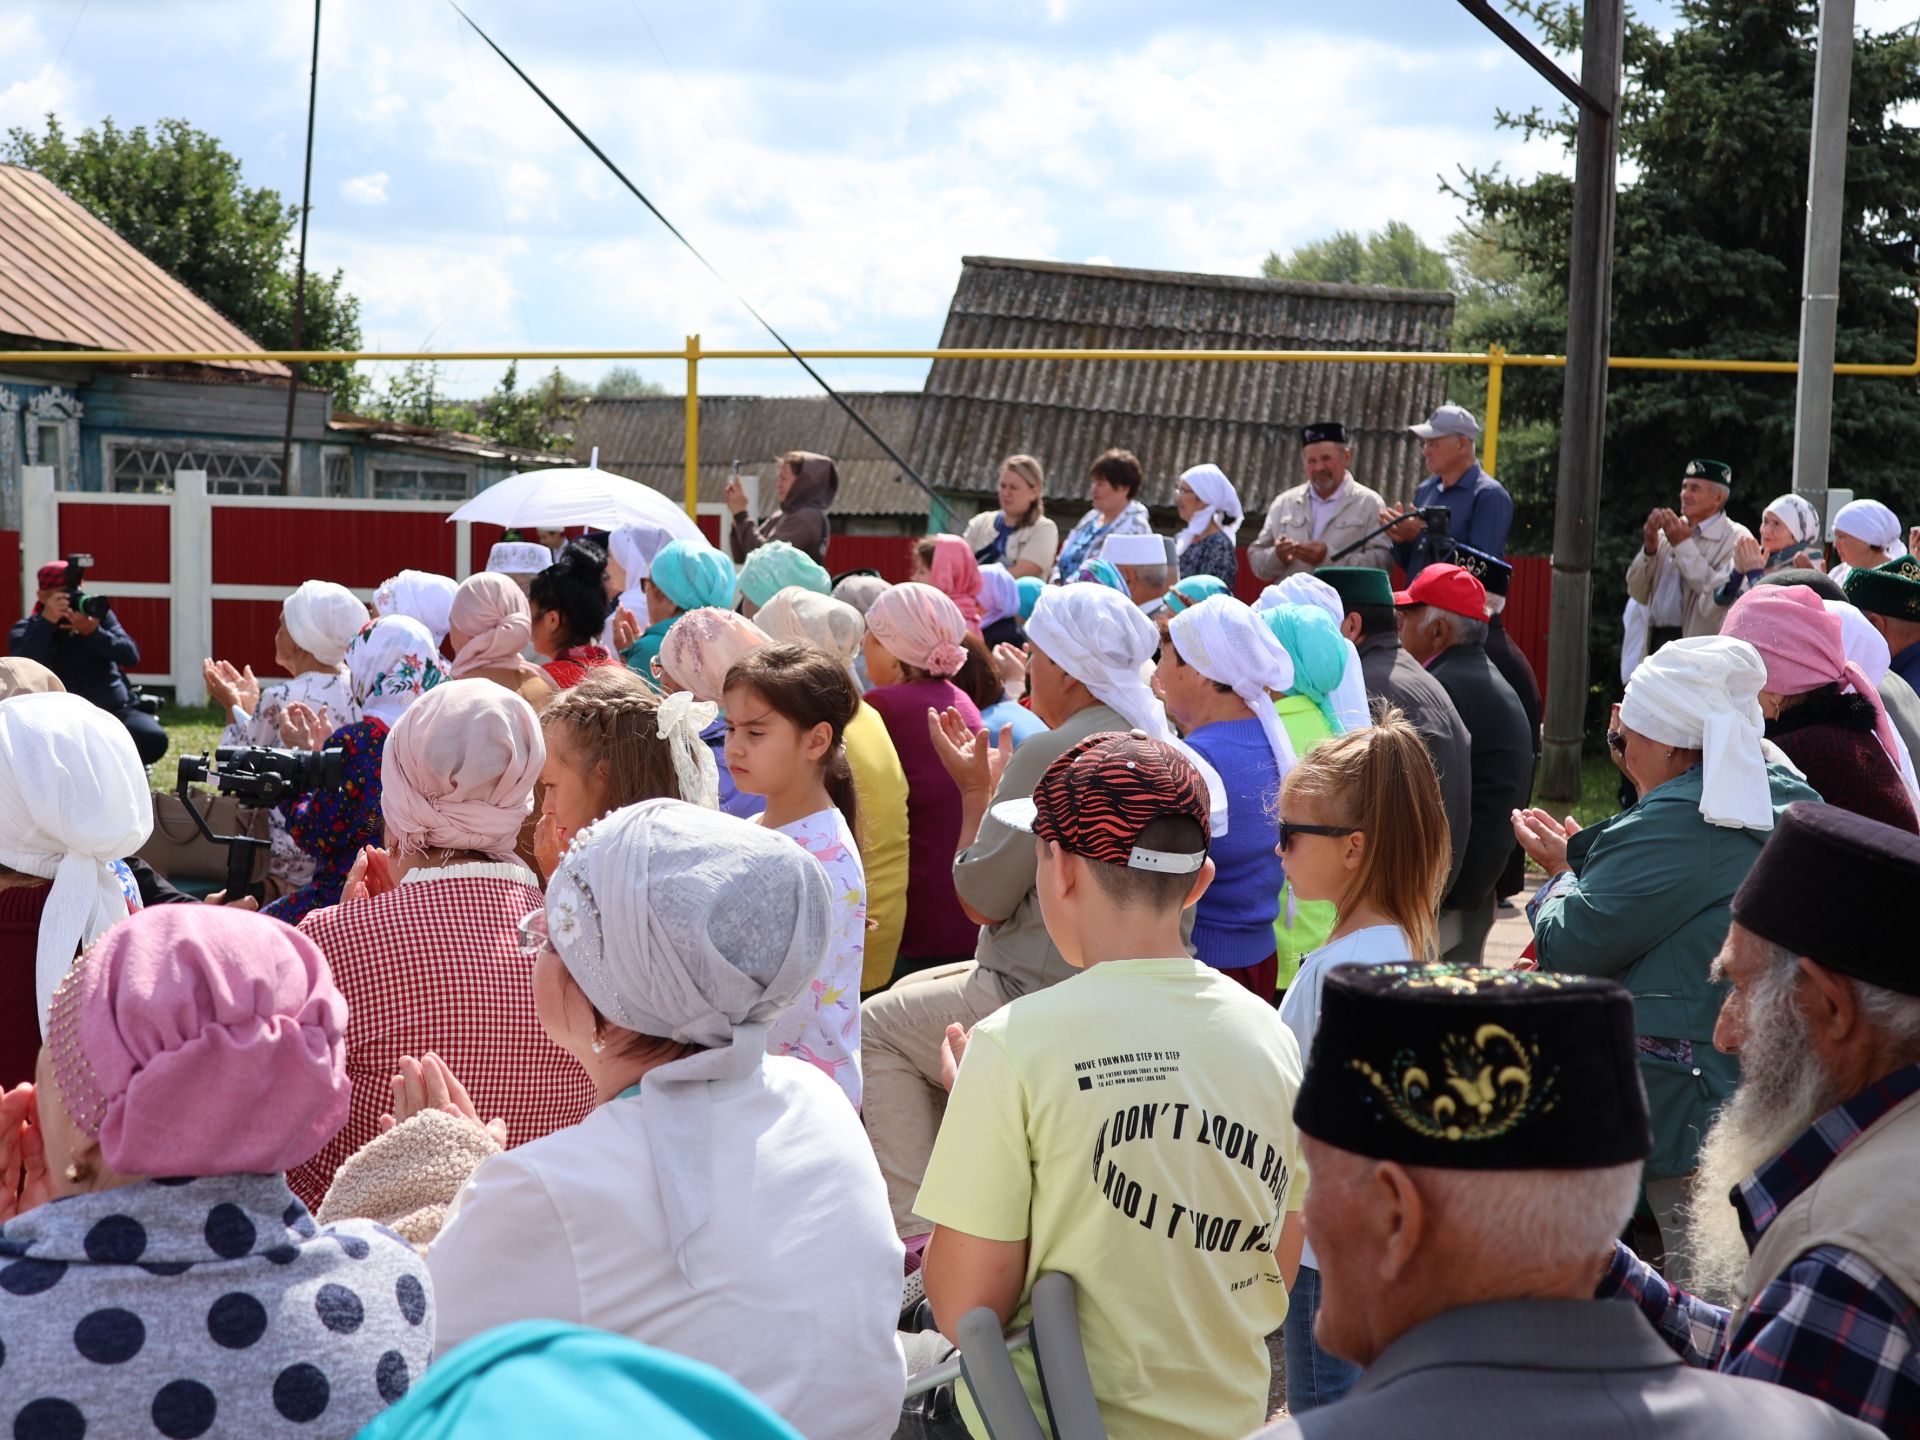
[860,582,983,982]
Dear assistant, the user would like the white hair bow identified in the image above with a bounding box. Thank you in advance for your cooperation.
[657,690,721,809]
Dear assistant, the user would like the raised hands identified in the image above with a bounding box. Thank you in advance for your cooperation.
[280,701,329,751]
[926,706,1013,800]
[379,1053,508,1148]
[0,1084,53,1221]
[203,658,261,716]
[341,845,397,905]
[1510,807,1581,877]
[992,642,1028,701]
[612,605,642,654]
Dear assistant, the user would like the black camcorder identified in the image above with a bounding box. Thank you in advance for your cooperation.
[179,746,347,807]
[1414,505,1453,537]
[60,553,112,622]
[176,746,347,901]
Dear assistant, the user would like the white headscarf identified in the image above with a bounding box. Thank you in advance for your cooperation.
[281,580,369,668]
[1024,584,1231,834]
[1174,463,1244,555]
[0,692,153,1027]
[486,542,553,576]
[1169,594,1300,781]
[1832,499,1906,556]
[604,523,678,643]
[345,616,446,730]
[1761,494,1822,547]
[374,570,460,648]
[1619,636,1775,830]
[1824,597,1920,799]
[545,799,830,1281]
[1255,574,1371,732]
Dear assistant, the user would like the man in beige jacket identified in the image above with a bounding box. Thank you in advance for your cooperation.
[1625,459,1752,644]
[1248,421,1393,580]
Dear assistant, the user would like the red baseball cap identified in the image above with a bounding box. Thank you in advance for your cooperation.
[1393,563,1487,622]
[35,561,67,590]
[989,731,1210,873]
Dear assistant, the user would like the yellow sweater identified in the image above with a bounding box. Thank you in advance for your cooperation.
[846,701,910,992]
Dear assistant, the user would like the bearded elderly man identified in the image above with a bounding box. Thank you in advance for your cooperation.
[1598,802,1920,1438]
[1251,963,1871,1439]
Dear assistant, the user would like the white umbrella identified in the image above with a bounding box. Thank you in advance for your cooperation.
[448,452,706,542]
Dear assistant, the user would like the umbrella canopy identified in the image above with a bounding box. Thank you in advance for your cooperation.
[449,464,706,542]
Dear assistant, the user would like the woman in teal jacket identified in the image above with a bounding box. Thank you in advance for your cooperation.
[1513,636,1819,1289]
[623,540,736,681]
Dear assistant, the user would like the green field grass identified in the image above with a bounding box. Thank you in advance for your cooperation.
[152,701,227,792]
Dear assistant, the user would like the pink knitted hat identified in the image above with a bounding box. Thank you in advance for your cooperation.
[866,581,968,678]
[47,905,349,1178]
[1723,584,1901,766]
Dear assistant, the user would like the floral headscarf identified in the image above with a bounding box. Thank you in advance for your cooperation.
[345,616,446,729]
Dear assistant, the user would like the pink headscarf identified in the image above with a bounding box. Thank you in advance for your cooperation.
[448,572,545,682]
[47,904,348,1177]
[658,608,770,703]
[1723,584,1901,768]
[380,678,545,863]
[928,534,984,633]
[867,581,968,678]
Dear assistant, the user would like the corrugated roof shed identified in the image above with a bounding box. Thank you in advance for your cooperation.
[0,164,287,379]
[914,255,1456,509]
[576,392,929,517]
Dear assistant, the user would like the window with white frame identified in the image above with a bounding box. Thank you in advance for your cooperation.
[105,437,285,495]
[323,450,355,498]
[371,466,471,501]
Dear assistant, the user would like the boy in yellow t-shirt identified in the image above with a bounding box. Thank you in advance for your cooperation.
[916,731,1308,1440]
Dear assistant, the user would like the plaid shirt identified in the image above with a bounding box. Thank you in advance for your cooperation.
[1600,1063,1920,1436]
[288,864,596,1210]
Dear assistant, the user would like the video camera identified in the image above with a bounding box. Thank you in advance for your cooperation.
[1414,505,1452,537]
[59,553,112,623]
[176,746,347,901]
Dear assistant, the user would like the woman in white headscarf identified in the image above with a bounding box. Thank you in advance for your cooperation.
[375,569,461,651]
[201,579,368,895]
[261,615,446,926]
[1174,463,1243,587]
[1516,636,1821,1287]
[1718,493,1826,605]
[324,800,907,1439]
[1828,497,1906,587]
[0,691,153,1083]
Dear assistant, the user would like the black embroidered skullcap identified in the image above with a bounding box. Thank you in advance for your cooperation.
[1300,421,1349,448]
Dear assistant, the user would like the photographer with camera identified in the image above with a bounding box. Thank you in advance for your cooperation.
[9,558,166,766]
[1379,405,1513,581]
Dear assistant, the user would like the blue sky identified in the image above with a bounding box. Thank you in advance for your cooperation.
[2,1,1906,399]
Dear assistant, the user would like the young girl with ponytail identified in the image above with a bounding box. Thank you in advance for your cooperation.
[722,643,868,1107]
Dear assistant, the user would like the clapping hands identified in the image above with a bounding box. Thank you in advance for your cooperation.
[0,1084,53,1221]
[379,1053,508,1148]
[926,707,1013,800]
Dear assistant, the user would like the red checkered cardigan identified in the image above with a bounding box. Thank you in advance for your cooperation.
[288,866,596,1210]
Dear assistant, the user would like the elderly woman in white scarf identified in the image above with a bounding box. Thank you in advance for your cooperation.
[0,691,153,1085]
[1514,636,1820,1290]
[323,800,907,1439]
[1174,463,1244,587]
[1717,493,1825,606]
[202,578,369,894]
[1828,497,1907,587]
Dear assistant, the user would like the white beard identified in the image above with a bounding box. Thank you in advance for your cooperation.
[1685,989,1839,1306]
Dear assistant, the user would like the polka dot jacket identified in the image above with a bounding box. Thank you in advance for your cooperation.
[0,1174,433,1439]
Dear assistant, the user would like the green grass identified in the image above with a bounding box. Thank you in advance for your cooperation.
[153,701,226,793]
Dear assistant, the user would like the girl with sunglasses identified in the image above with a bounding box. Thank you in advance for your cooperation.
[1270,711,1451,1412]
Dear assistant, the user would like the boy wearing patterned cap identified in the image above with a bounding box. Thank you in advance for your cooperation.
[917,732,1307,1440]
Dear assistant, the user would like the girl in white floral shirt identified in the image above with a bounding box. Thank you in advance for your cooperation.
[721,643,867,1107]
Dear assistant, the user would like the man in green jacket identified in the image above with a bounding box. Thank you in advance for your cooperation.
[1513,635,1820,1292]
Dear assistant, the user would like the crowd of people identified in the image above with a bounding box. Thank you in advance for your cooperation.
[0,424,1915,1440]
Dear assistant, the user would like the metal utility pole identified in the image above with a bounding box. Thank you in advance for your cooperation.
[1790,0,1855,524]
[1458,0,1626,802]
[279,0,322,495]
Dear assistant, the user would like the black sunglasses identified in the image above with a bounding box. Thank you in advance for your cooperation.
[1277,822,1356,852]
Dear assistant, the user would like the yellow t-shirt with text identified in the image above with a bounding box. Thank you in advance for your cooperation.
[915,956,1307,1440]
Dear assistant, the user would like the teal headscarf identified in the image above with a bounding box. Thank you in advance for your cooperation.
[739,541,831,608]
[1162,574,1229,616]
[1068,557,1128,595]
[650,540,737,613]
[1261,602,1350,732]
[358,1322,802,1440]
[1016,574,1045,620]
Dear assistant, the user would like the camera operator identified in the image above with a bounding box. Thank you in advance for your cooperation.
[1379,404,1513,581]
[9,559,166,766]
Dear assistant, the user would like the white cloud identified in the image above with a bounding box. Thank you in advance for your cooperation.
[339,171,389,205]
[0,16,78,131]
